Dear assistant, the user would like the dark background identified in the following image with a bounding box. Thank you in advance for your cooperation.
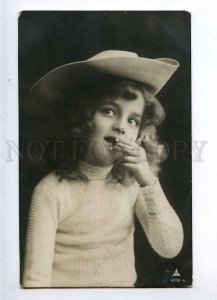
[19,11,191,287]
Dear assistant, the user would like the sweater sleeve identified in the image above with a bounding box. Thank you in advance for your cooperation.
[134,178,184,258]
[22,186,58,287]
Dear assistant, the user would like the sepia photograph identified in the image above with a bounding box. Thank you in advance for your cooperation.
[18,11,192,288]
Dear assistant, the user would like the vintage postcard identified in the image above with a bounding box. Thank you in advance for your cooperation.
[18,11,192,288]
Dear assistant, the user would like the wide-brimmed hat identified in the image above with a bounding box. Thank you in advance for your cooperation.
[30,50,179,99]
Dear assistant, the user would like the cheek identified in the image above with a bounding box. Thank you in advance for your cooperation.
[91,115,111,136]
[127,127,140,142]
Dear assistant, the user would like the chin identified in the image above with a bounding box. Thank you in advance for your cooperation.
[89,149,119,165]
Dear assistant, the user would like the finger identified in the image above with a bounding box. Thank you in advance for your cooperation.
[116,142,136,149]
[117,154,148,164]
[114,143,147,159]
[115,138,135,147]
[116,156,138,164]
[118,163,137,169]
[112,144,138,156]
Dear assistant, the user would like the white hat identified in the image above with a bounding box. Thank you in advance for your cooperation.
[30,50,179,99]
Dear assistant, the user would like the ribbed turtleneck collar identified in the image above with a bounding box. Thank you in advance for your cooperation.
[78,160,113,180]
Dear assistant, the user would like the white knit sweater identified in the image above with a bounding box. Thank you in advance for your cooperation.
[22,163,184,287]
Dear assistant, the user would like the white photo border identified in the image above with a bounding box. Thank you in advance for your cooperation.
[1,0,217,299]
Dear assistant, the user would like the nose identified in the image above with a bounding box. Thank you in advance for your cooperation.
[112,123,125,135]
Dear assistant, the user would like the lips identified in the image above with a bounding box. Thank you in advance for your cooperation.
[104,136,118,145]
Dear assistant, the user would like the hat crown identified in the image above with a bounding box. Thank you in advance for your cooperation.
[87,50,138,61]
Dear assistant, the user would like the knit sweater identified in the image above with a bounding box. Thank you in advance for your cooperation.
[22,162,184,288]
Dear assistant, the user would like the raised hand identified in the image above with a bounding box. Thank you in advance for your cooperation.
[111,137,156,187]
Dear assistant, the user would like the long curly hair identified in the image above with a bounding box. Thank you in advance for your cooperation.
[50,73,167,182]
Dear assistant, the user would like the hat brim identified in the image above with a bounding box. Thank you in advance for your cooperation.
[30,55,179,99]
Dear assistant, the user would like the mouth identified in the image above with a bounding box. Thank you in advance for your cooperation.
[104,136,118,145]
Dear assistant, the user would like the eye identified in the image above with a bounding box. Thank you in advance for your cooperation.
[102,107,116,116]
[128,118,140,127]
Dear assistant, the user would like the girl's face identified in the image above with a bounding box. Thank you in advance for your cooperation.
[84,93,145,165]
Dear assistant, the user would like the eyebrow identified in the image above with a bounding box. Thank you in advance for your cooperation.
[102,100,143,119]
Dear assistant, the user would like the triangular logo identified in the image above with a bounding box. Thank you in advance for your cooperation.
[172,268,181,277]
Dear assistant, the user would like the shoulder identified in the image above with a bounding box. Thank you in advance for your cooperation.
[33,172,73,199]
[34,171,60,192]
[33,171,84,200]
[31,173,86,220]
[30,172,59,206]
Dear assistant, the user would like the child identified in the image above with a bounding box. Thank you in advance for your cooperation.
[22,50,184,287]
